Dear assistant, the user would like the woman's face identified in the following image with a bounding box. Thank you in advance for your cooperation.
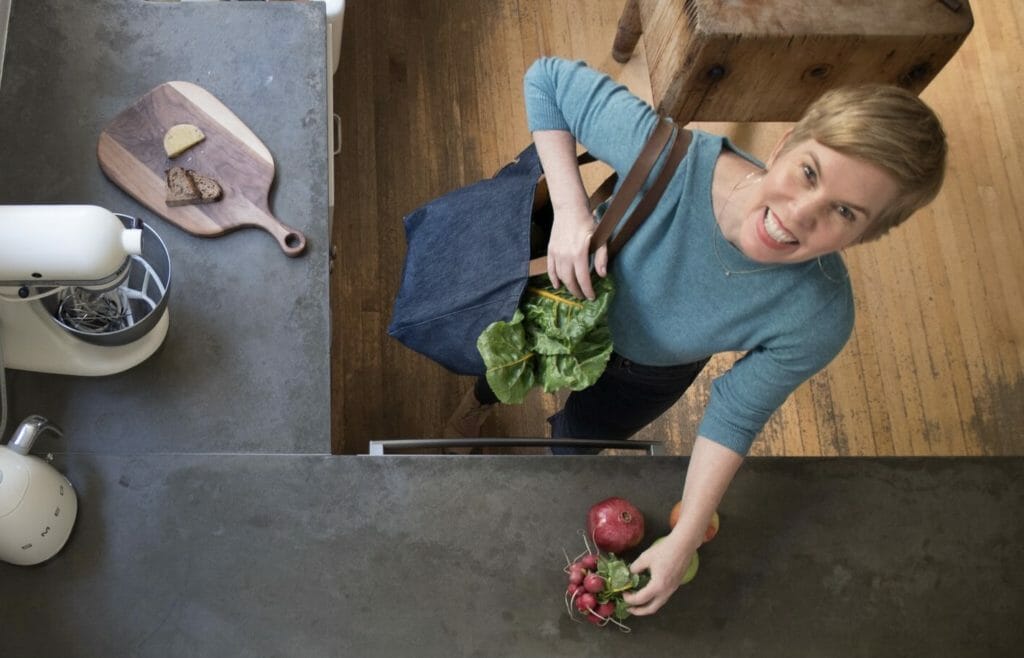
[736,136,901,264]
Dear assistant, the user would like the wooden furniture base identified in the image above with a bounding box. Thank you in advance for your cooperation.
[613,0,974,122]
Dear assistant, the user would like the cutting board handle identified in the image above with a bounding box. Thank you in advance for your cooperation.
[267,218,307,257]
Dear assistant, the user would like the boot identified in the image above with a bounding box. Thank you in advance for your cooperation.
[444,386,496,438]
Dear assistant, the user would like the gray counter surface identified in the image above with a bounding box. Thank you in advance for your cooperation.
[2,455,1022,658]
[0,0,331,455]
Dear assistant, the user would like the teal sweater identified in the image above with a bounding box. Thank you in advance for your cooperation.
[524,57,854,455]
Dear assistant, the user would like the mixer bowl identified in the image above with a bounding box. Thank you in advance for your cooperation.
[40,214,171,347]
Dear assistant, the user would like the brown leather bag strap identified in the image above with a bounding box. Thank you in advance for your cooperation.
[608,128,692,258]
[527,118,678,277]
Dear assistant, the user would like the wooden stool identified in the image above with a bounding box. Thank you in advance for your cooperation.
[612,0,974,122]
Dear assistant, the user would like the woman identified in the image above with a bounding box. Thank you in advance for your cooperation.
[446,57,947,615]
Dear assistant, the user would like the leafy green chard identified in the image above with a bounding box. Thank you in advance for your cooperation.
[596,553,651,620]
[477,275,614,404]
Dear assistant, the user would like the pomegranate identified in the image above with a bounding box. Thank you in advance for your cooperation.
[587,497,645,553]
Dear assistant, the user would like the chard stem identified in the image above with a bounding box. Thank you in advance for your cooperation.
[527,287,585,308]
[486,352,535,372]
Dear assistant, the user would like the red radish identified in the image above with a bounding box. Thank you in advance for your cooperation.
[575,592,597,613]
[580,554,598,570]
[588,497,645,553]
[583,573,605,594]
[566,583,582,596]
[569,568,584,585]
[586,612,605,626]
[595,601,616,619]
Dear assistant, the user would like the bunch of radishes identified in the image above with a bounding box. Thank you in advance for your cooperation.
[563,533,647,631]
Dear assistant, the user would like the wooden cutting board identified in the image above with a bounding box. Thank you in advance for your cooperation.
[97,81,306,257]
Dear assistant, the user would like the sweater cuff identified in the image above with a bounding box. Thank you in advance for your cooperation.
[697,413,756,456]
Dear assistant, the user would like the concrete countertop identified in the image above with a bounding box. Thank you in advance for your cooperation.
[1,455,1022,657]
[0,0,331,454]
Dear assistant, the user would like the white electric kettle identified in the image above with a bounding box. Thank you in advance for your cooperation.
[0,415,78,565]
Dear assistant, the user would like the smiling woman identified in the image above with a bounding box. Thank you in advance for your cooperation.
[716,137,902,265]
[441,55,949,617]
[775,84,948,243]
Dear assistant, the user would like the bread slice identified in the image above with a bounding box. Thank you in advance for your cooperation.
[187,170,223,202]
[165,166,200,206]
[165,167,223,207]
[163,123,206,158]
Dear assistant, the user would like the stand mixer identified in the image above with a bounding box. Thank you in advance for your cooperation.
[0,204,170,375]
[0,204,172,565]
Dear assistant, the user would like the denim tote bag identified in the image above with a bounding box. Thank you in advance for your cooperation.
[388,120,688,376]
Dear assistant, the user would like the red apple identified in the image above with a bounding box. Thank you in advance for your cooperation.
[703,511,720,543]
[669,502,720,544]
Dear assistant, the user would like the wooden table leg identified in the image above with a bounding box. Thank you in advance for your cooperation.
[612,0,642,63]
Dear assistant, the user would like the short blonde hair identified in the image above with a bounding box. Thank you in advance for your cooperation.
[785,85,947,242]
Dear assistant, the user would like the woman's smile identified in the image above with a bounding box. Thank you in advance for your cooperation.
[757,207,799,249]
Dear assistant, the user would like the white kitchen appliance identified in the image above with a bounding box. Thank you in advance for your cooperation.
[0,204,170,376]
[0,204,171,565]
[0,416,77,565]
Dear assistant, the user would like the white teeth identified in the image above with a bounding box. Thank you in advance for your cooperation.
[764,209,798,244]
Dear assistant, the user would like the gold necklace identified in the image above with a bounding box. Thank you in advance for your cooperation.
[711,221,780,276]
[712,169,779,276]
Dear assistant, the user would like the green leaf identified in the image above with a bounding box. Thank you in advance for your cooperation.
[477,310,536,404]
[522,276,614,351]
[476,275,615,404]
[537,324,614,393]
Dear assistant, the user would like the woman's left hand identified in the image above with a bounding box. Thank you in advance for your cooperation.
[621,536,695,616]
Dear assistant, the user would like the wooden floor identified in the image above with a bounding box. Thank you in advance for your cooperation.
[330,0,1024,457]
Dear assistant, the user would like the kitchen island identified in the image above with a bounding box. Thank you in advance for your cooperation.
[3,454,1023,657]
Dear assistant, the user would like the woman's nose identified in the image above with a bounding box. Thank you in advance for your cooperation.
[789,193,826,228]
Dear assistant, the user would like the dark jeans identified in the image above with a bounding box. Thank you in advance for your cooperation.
[475,352,709,455]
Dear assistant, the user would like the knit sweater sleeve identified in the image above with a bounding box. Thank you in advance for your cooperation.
[523,57,661,175]
[697,279,856,455]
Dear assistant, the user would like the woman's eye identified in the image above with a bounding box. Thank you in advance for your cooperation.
[802,164,817,184]
[835,205,854,221]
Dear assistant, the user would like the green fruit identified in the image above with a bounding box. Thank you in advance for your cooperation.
[651,537,700,585]
[680,552,699,585]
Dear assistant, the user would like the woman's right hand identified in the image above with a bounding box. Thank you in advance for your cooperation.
[547,205,607,300]
[532,129,607,300]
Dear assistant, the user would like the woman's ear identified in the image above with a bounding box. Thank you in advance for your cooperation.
[766,128,796,168]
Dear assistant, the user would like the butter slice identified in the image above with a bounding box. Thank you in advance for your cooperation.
[163,123,206,158]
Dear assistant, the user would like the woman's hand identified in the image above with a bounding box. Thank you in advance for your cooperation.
[622,436,745,616]
[621,534,695,616]
[532,129,607,300]
[546,205,608,300]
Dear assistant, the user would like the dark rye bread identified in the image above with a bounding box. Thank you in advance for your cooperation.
[188,170,223,202]
[165,166,199,206]
[165,166,223,206]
